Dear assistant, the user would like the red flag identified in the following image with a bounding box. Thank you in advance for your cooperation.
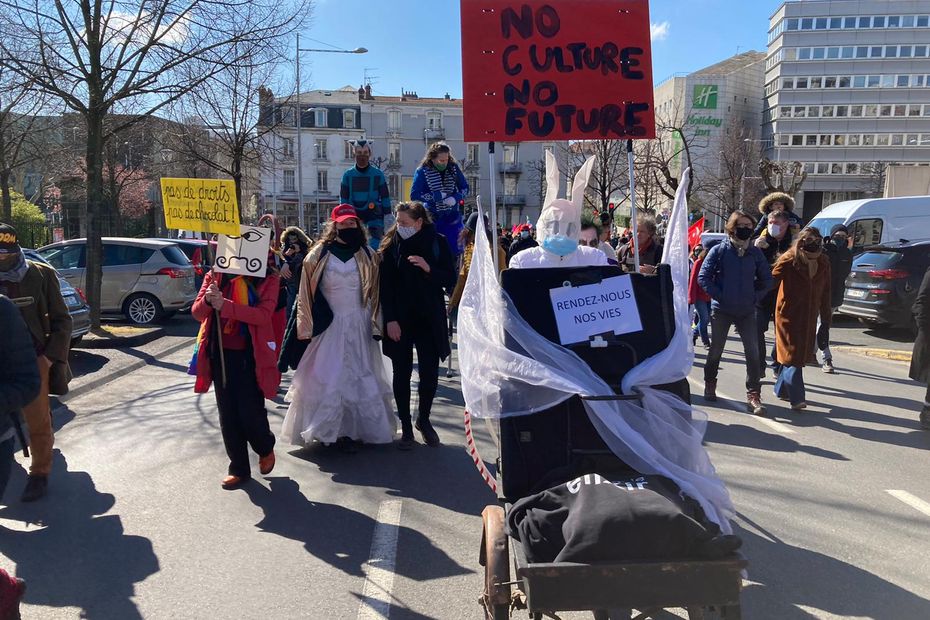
[688,217,705,249]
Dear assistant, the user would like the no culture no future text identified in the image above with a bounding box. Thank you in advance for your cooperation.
[499,4,651,138]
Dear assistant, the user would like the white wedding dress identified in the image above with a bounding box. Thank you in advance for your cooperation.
[282,255,396,445]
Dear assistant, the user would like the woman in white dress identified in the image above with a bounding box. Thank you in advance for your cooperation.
[282,204,396,452]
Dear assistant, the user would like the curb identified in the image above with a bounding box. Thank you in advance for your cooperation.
[74,327,167,349]
[833,345,912,363]
[55,337,195,409]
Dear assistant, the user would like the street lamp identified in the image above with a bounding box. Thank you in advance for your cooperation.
[294,35,368,231]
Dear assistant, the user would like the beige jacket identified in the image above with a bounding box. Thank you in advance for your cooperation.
[296,243,382,340]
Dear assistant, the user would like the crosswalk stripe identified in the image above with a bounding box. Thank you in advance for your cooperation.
[886,490,930,518]
[357,500,404,619]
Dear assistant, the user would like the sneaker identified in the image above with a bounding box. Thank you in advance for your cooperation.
[919,406,930,430]
[21,475,48,502]
[747,391,766,416]
[259,450,275,475]
[791,401,808,411]
[415,419,441,447]
[822,359,835,374]
[703,380,717,402]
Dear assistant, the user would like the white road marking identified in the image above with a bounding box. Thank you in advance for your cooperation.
[886,490,930,518]
[357,500,403,620]
[688,377,796,435]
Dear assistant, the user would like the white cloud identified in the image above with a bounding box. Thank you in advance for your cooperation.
[651,21,670,42]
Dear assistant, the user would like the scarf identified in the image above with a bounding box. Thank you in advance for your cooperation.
[0,250,28,282]
[729,236,750,257]
[795,249,820,279]
[222,276,257,335]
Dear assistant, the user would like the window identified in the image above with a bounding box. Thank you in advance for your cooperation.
[41,244,84,270]
[851,105,863,116]
[314,108,327,127]
[873,16,886,28]
[856,46,868,58]
[817,163,829,174]
[830,17,842,29]
[846,163,859,174]
[344,140,353,160]
[787,18,799,30]
[819,135,832,146]
[802,18,813,29]
[282,137,294,158]
[780,106,792,118]
[862,134,875,146]
[851,219,883,249]
[426,111,442,129]
[824,77,836,88]
[317,169,328,192]
[807,106,820,117]
[503,144,517,164]
[467,143,480,163]
[891,134,904,146]
[902,15,915,28]
[342,109,356,129]
[827,47,839,59]
[867,75,880,87]
[283,169,295,192]
[279,106,296,126]
[907,134,919,146]
[917,46,929,57]
[876,134,890,146]
[831,164,843,174]
[841,47,854,59]
[833,135,845,146]
[894,105,907,116]
[791,135,803,146]
[886,46,898,58]
[858,16,870,28]
[810,77,823,89]
[812,47,825,59]
[900,45,913,57]
[103,244,153,266]
[388,109,402,130]
[782,78,794,89]
[865,104,878,117]
[849,134,861,146]
[880,105,893,117]
[822,106,834,117]
[881,75,894,87]
[853,76,866,88]
[888,16,900,27]
[805,135,817,146]
[897,75,910,87]
[839,76,851,88]
[836,105,848,117]
[796,78,808,89]
[919,16,929,27]
[815,18,827,29]
[799,48,811,60]
[844,17,856,28]
[313,138,327,159]
[388,141,401,165]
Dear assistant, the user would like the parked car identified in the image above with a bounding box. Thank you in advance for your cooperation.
[155,238,213,290]
[37,238,197,325]
[807,196,930,255]
[23,248,91,346]
[838,240,930,331]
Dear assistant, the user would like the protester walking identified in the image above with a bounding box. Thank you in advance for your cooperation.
[754,210,797,376]
[0,294,40,504]
[191,256,281,489]
[340,137,392,248]
[0,224,72,502]
[618,215,663,275]
[410,142,470,261]
[699,212,773,415]
[279,226,312,318]
[449,212,506,315]
[771,228,833,410]
[379,202,457,449]
[507,223,537,263]
[910,267,930,429]
[688,242,714,348]
[818,224,853,373]
[282,205,395,452]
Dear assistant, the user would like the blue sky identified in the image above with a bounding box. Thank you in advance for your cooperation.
[298,0,780,96]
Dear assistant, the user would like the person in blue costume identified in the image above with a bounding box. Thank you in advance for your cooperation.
[410,142,469,260]
[340,137,392,250]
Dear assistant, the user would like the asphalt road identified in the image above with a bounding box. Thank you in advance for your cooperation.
[2,327,928,619]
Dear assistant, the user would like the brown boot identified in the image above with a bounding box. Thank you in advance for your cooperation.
[747,391,766,416]
[703,379,717,402]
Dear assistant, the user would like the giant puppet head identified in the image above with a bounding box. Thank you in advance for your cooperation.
[536,151,597,257]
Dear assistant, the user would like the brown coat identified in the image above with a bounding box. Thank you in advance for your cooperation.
[772,248,832,368]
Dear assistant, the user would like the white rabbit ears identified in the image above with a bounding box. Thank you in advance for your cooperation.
[543,150,597,213]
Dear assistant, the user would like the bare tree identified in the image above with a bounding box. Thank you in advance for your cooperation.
[701,118,764,220]
[168,37,300,220]
[560,140,629,214]
[759,159,807,196]
[859,161,893,198]
[0,0,309,327]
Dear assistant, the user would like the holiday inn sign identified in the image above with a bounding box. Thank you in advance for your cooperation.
[692,84,718,110]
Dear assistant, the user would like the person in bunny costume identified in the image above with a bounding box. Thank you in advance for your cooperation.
[509,152,607,269]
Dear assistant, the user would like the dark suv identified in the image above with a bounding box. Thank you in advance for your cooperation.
[839,240,930,330]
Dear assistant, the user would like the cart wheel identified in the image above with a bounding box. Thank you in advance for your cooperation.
[480,505,511,620]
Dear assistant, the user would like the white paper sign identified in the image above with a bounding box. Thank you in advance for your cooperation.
[214,225,272,277]
[548,275,643,345]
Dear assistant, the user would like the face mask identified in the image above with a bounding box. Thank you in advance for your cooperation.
[434,162,447,172]
[337,227,363,246]
[767,223,784,237]
[520,230,530,239]
[397,225,417,240]
[802,243,822,254]
[542,235,577,257]
[734,227,753,241]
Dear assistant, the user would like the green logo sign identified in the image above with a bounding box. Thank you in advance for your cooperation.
[693,85,718,110]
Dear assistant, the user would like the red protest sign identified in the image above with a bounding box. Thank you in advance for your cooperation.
[461,0,656,143]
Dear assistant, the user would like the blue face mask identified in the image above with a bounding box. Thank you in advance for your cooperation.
[542,235,577,257]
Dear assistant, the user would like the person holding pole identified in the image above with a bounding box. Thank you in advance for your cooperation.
[191,252,281,489]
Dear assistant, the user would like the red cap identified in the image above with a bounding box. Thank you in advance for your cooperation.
[331,204,357,223]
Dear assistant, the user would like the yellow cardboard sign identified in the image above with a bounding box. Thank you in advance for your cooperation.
[160,178,240,235]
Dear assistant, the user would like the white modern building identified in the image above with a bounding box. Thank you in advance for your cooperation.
[259,85,562,231]
[763,0,930,219]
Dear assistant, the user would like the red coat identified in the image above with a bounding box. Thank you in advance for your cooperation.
[191,271,282,400]
[688,256,711,305]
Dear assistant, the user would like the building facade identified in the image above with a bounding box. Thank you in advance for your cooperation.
[260,85,561,232]
[652,52,766,223]
[763,0,930,218]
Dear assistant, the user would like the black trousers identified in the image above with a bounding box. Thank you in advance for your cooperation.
[390,319,441,424]
[213,348,275,478]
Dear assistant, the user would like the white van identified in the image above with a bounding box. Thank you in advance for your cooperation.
[807,196,930,254]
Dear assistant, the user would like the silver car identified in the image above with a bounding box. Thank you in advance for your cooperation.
[37,238,197,325]
[23,248,91,346]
